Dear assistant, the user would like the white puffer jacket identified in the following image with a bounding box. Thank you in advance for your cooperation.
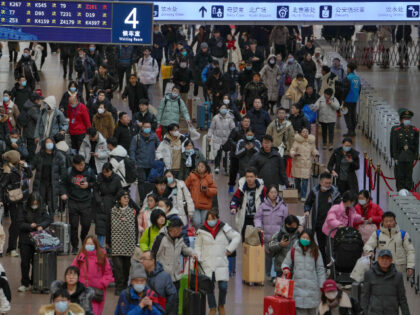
[137,56,159,85]
[208,113,235,152]
[79,131,110,173]
[109,145,129,188]
[169,179,195,225]
[312,95,340,124]
[195,222,241,281]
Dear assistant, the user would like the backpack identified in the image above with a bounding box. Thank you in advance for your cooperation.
[302,105,317,124]
[123,156,137,184]
[376,230,406,247]
[17,109,30,127]
[147,160,165,182]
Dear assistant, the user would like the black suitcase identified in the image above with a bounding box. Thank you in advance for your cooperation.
[32,251,57,294]
[182,258,206,315]
[50,222,70,255]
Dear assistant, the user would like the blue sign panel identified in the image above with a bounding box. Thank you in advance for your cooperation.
[0,1,153,44]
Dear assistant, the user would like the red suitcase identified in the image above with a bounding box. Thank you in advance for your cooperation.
[35,89,43,97]
[264,295,295,315]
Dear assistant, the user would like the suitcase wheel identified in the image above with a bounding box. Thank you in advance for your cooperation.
[242,281,264,286]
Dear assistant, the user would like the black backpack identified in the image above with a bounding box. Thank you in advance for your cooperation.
[123,156,137,184]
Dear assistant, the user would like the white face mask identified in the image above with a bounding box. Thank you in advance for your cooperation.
[171,131,180,137]
[359,199,367,206]
[98,108,105,114]
[223,99,230,105]
[325,291,338,300]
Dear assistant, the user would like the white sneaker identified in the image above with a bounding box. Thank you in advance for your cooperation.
[11,250,19,257]
[215,168,220,174]
[18,285,31,292]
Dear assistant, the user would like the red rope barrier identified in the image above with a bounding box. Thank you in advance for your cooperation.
[380,172,394,192]
[411,179,420,192]
[370,171,377,191]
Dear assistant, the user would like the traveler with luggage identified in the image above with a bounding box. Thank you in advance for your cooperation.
[106,190,138,296]
[254,185,289,280]
[361,249,410,315]
[290,127,319,201]
[72,235,114,315]
[364,211,415,275]
[342,62,361,137]
[114,263,164,315]
[17,192,51,292]
[139,209,167,252]
[282,229,326,315]
[93,163,122,248]
[230,167,267,239]
[304,172,341,265]
[185,161,218,229]
[327,137,360,194]
[21,92,42,162]
[322,191,362,238]
[178,139,205,181]
[164,170,195,226]
[38,289,85,315]
[195,209,241,315]
[136,47,160,105]
[60,154,96,254]
[208,104,235,174]
[51,266,94,315]
[318,279,362,315]
[33,137,68,220]
[0,150,32,257]
[265,107,295,156]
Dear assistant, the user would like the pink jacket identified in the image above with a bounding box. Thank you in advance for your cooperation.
[138,208,152,236]
[322,202,362,238]
[71,250,114,290]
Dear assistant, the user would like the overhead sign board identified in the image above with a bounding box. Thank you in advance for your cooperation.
[0,1,153,44]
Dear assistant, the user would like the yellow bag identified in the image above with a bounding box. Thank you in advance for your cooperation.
[161,65,173,80]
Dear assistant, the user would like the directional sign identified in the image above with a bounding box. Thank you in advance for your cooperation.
[0,0,153,44]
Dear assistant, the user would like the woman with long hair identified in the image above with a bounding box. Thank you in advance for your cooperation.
[71,235,114,315]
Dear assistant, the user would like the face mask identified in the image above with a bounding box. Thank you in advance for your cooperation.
[171,131,180,137]
[220,109,227,115]
[343,146,351,152]
[300,238,311,246]
[97,108,105,114]
[89,47,95,52]
[321,185,331,191]
[31,205,38,210]
[246,135,254,141]
[288,58,294,63]
[182,51,187,56]
[325,291,338,300]
[403,120,411,126]
[171,93,179,99]
[285,226,297,234]
[207,220,217,227]
[46,143,54,150]
[10,138,18,143]
[133,284,145,293]
[3,96,9,102]
[167,177,174,184]
[230,67,236,72]
[246,66,252,70]
[22,81,27,87]
[223,99,230,105]
[85,244,95,252]
[269,59,276,64]
[186,149,195,154]
[69,87,77,93]
[23,53,29,58]
[180,62,187,68]
[143,127,151,134]
[55,301,68,313]
[359,199,367,206]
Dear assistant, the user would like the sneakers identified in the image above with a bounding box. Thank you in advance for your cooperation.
[214,168,220,174]
[18,285,31,292]
[11,250,19,257]
[228,186,234,194]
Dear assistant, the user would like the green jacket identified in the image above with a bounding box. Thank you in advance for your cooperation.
[157,94,190,127]
[139,225,162,252]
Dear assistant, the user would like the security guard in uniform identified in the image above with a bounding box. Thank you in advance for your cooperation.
[390,108,419,191]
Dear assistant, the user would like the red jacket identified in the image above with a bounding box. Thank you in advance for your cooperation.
[67,102,91,135]
[354,200,384,229]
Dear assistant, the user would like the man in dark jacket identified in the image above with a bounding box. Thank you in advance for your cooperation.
[208,29,227,73]
[206,67,229,114]
[238,60,254,96]
[193,43,213,97]
[11,76,32,111]
[289,104,310,133]
[14,48,40,90]
[227,116,251,192]
[243,39,264,72]
[87,90,117,122]
[87,44,103,68]
[89,64,118,100]
[74,49,97,100]
[249,134,289,188]
[172,58,193,105]
[59,43,77,79]
[243,73,268,110]
[327,137,360,194]
[122,74,149,115]
[247,98,271,141]
[152,25,167,71]
[362,249,410,315]
[60,155,96,254]
[6,129,29,161]
[296,85,320,110]
[21,93,42,162]
[131,100,158,134]
[113,112,133,151]
[117,45,136,91]
[140,251,178,315]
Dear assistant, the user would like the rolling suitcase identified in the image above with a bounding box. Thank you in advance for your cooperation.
[264,295,296,315]
[182,259,206,315]
[242,243,265,285]
[197,100,211,130]
[32,251,57,294]
[50,222,70,255]
[201,135,214,161]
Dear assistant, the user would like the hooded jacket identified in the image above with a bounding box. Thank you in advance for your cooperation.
[157,94,190,127]
[289,112,310,134]
[327,147,360,192]
[322,202,362,238]
[269,225,300,273]
[137,55,159,85]
[313,94,340,124]
[266,119,295,155]
[243,81,268,109]
[92,111,114,139]
[35,97,69,140]
[50,280,94,315]
[17,204,51,245]
[290,134,319,179]
[114,285,164,315]
[249,147,288,187]
[260,55,282,102]
[38,303,85,315]
[129,132,160,169]
[185,171,218,210]
[79,132,110,173]
[208,113,235,153]
[109,145,129,187]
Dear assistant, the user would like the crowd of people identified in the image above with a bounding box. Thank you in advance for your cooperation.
[0,23,416,315]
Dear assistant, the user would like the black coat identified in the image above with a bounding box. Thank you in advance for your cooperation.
[14,57,40,83]
[224,70,239,93]
[22,99,41,139]
[60,165,96,203]
[131,110,158,133]
[11,83,32,111]
[0,163,32,204]
[300,59,317,87]
[243,48,265,72]
[247,108,271,141]
[152,32,167,61]
[193,52,213,83]
[289,112,310,133]
[89,73,118,99]
[94,173,122,236]
[113,123,133,152]
[249,148,289,187]
[327,147,360,191]
[238,69,254,95]
[296,92,320,110]
[208,37,227,58]
[173,67,193,94]
[227,126,247,155]
[121,83,149,114]
[17,205,51,245]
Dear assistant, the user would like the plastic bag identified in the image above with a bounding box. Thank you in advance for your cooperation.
[188,124,200,141]
[350,255,371,282]
[275,275,294,299]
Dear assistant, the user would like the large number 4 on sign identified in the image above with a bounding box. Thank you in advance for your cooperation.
[124,8,140,29]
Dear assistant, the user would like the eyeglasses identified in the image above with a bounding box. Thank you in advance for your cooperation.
[139,257,152,261]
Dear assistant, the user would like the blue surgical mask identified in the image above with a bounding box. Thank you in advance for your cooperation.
[186,149,195,155]
[143,128,151,134]
[55,301,68,313]
[21,81,27,87]
[3,96,9,102]
[288,58,294,63]
[207,220,217,227]
[403,120,411,126]
[10,138,18,143]
[182,51,187,56]
[246,66,252,70]
[89,47,95,52]
[69,87,77,93]
[133,284,145,293]
[23,53,29,58]
[46,142,54,150]
[358,199,367,206]
[167,177,174,184]
[246,135,254,141]
[85,244,95,252]
[220,109,227,115]
[171,93,179,99]
[230,67,236,72]
[343,146,351,152]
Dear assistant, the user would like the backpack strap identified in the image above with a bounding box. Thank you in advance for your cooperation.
[401,230,406,240]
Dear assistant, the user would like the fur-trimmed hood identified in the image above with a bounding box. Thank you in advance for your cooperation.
[38,302,85,315]
[294,133,315,144]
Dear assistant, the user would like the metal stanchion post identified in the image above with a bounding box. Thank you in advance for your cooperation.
[376,164,381,206]
[369,158,373,194]
[363,152,367,190]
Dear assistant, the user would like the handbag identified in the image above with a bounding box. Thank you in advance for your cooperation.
[188,258,214,294]
[244,225,261,246]
[275,274,294,299]
[7,187,23,202]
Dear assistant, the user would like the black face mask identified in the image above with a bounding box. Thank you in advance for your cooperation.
[285,226,297,234]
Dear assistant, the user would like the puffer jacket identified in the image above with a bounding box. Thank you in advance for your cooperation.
[195,221,241,282]
[290,134,319,179]
[247,107,271,141]
[243,81,268,109]
[289,112,310,134]
[354,201,384,229]
[38,303,85,315]
[0,161,32,204]
[254,197,288,250]
[193,51,213,83]
[50,280,94,315]
[235,138,261,177]
[285,78,308,104]
[318,291,362,315]
[157,94,190,127]
[269,225,300,274]
[322,202,362,238]
[92,111,114,139]
[122,82,149,114]
[364,224,415,271]
[136,56,159,85]
[313,95,340,124]
[283,61,303,80]
[168,179,195,225]
[109,145,129,188]
[249,147,288,187]
[361,262,410,315]
[17,205,51,245]
[179,149,205,181]
[185,171,217,211]
[152,226,196,281]
[3,100,19,131]
[260,57,282,102]
[282,244,326,309]
[266,119,295,155]
[114,285,164,315]
[300,59,316,86]
[11,83,32,111]
[79,132,110,173]
[129,132,160,169]
[35,108,69,140]
[208,113,235,152]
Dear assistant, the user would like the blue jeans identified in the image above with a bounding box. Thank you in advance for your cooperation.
[207,274,228,309]
[295,178,308,199]
[192,209,207,229]
[97,235,105,248]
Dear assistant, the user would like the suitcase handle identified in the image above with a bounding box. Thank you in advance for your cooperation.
[187,257,199,293]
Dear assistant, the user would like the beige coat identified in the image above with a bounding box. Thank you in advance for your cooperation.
[265,119,295,155]
[290,134,319,179]
[285,78,307,104]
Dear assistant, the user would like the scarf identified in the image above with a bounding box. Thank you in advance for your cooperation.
[185,150,195,168]
[227,40,236,50]
[204,220,221,238]
[326,299,339,315]
[275,119,288,133]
